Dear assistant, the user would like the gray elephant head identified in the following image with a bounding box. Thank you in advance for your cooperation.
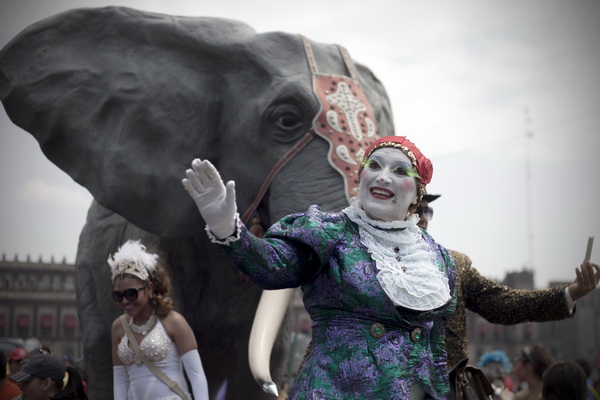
[0,6,393,399]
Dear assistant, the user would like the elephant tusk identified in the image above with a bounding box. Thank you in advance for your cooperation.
[258,380,279,397]
[248,288,295,397]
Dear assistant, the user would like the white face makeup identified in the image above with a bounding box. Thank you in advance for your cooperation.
[358,148,419,221]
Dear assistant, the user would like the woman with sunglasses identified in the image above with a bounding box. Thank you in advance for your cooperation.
[512,344,555,400]
[183,136,457,400]
[108,240,209,400]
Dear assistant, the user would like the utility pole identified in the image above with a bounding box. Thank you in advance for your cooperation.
[524,108,534,270]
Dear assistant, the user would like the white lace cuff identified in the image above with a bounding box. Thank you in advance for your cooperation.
[205,213,242,245]
[564,286,575,315]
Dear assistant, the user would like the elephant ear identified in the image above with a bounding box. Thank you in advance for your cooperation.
[0,6,256,236]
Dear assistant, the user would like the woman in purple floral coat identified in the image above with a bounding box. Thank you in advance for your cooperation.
[183,136,457,400]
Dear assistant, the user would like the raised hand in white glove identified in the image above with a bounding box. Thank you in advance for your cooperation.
[182,159,237,239]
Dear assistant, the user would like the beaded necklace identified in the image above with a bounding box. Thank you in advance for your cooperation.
[130,310,157,336]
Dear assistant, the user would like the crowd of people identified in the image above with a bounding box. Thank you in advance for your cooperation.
[1,345,87,400]
[4,342,599,399]
[475,345,600,400]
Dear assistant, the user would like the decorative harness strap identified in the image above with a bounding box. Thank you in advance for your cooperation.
[241,132,314,224]
[300,35,380,204]
[240,35,380,224]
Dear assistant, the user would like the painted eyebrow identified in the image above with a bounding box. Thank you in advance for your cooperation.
[369,155,412,170]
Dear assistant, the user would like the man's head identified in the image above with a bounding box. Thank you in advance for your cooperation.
[417,192,440,230]
[10,353,66,383]
[8,347,28,374]
[542,360,587,400]
[10,354,67,399]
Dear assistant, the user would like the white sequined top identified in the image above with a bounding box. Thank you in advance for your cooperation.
[118,319,192,399]
[118,318,172,364]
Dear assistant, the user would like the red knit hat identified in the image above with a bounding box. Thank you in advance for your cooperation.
[9,347,28,361]
[360,136,433,185]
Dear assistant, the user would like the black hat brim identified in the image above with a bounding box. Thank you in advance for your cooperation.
[423,194,441,203]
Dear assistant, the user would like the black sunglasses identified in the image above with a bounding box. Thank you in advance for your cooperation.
[416,205,434,220]
[112,285,147,303]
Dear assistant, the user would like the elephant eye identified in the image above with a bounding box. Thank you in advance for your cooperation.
[264,96,314,144]
[277,112,302,130]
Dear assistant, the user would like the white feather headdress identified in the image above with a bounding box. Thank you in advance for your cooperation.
[107,239,158,283]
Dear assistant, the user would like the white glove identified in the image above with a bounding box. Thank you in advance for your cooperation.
[182,158,237,239]
[181,350,209,400]
[113,365,129,400]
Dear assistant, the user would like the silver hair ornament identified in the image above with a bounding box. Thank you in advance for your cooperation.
[107,239,158,282]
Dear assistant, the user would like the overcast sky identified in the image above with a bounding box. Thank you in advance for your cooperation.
[1,0,599,288]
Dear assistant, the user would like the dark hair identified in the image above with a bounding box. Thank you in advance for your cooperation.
[20,344,53,367]
[51,366,88,400]
[521,344,554,379]
[0,351,6,379]
[575,358,591,377]
[542,360,587,400]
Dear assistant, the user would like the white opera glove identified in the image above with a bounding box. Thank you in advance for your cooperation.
[181,350,209,400]
[182,159,237,239]
[113,365,129,400]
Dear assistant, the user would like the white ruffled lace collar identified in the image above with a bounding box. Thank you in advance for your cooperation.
[342,200,451,311]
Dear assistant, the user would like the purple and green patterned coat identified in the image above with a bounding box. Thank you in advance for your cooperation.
[224,205,457,400]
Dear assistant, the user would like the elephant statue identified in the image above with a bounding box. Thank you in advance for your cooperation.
[0,6,394,399]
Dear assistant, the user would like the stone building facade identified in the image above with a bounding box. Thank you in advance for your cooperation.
[0,254,82,360]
